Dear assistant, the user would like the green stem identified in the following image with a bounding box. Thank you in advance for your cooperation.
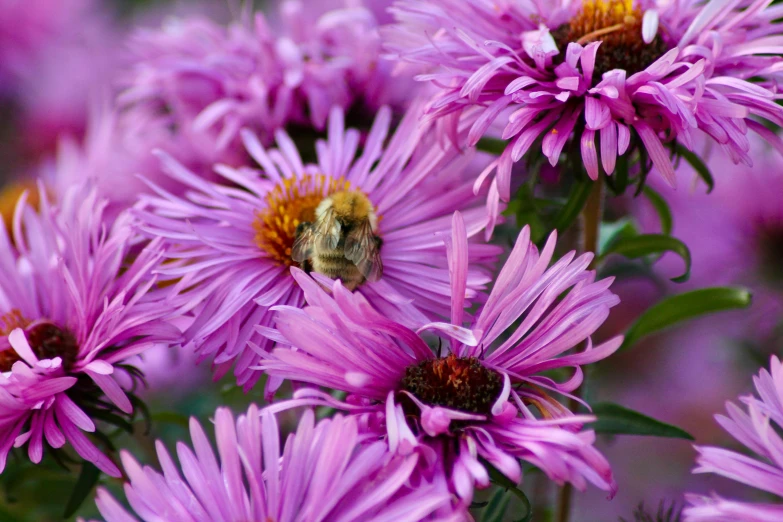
[580,173,605,263]
[556,174,604,522]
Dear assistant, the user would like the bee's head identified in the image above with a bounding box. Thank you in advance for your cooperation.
[327,190,377,230]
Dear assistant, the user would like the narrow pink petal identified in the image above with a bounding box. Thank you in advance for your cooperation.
[8,329,37,366]
[581,130,599,180]
[58,413,120,477]
[22,377,77,402]
[617,123,631,154]
[83,360,114,375]
[87,371,132,414]
[55,394,95,433]
[447,212,468,328]
[95,488,139,522]
[634,122,676,186]
[43,408,66,448]
[600,123,618,175]
[642,10,659,43]
[416,322,477,346]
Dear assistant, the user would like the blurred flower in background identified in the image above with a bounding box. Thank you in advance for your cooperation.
[0,0,120,172]
[117,0,414,172]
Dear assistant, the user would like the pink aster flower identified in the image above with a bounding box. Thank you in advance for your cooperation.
[261,212,621,503]
[93,405,456,522]
[684,356,783,521]
[383,0,783,213]
[0,183,179,477]
[134,104,499,391]
[119,0,412,172]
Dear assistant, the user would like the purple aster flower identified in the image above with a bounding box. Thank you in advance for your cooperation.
[684,355,783,521]
[93,405,456,521]
[261,212,621,503]
[134,104,499,392]
[383,0,783,214]
[0,183,179,477]
[119,0,413,171]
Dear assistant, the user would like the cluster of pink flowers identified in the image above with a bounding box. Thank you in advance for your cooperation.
[1,0,782,520]
[384,0,783,222]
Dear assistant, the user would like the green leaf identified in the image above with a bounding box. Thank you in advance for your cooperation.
[642,187,673,235]
[598,219,638,255]
[591,402,694,440]
[552,180,593,234]
[63,462,101,518]
[620,286,752,351]
[600,233,691,282]
[481,488,512,522]
[597,260,665,289]
[487,464,533,522]
[674,143,714,193]
[476,137,507,156]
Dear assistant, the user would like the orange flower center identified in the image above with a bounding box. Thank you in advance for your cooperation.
[252,174,351,266]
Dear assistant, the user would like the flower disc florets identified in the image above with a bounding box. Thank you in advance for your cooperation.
[0,311,79,372]
[551,0,668,77]
[401,354,502,416]
[252,174,351,266]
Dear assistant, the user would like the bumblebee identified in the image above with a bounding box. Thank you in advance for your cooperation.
[291,191,383,290]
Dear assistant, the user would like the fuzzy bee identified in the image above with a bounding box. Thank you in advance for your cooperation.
[291,191,383,290]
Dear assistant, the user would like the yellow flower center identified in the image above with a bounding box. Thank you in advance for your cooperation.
[252,174,351,266]
[568,0,641,46]
[552,0,668,77]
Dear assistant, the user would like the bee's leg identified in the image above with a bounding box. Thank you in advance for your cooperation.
[302,259,313,274]
[374,235,383,250]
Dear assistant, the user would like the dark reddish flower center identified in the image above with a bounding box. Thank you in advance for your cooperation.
[551,0,669,78]
[400,354,502,415]
[0,311,78,372]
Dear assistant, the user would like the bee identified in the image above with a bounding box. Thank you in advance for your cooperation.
[291,191,383,290]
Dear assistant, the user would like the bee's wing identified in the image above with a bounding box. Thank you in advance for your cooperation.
[313,206,341,251]
[344,219,383,282]
[291,223,316,262]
